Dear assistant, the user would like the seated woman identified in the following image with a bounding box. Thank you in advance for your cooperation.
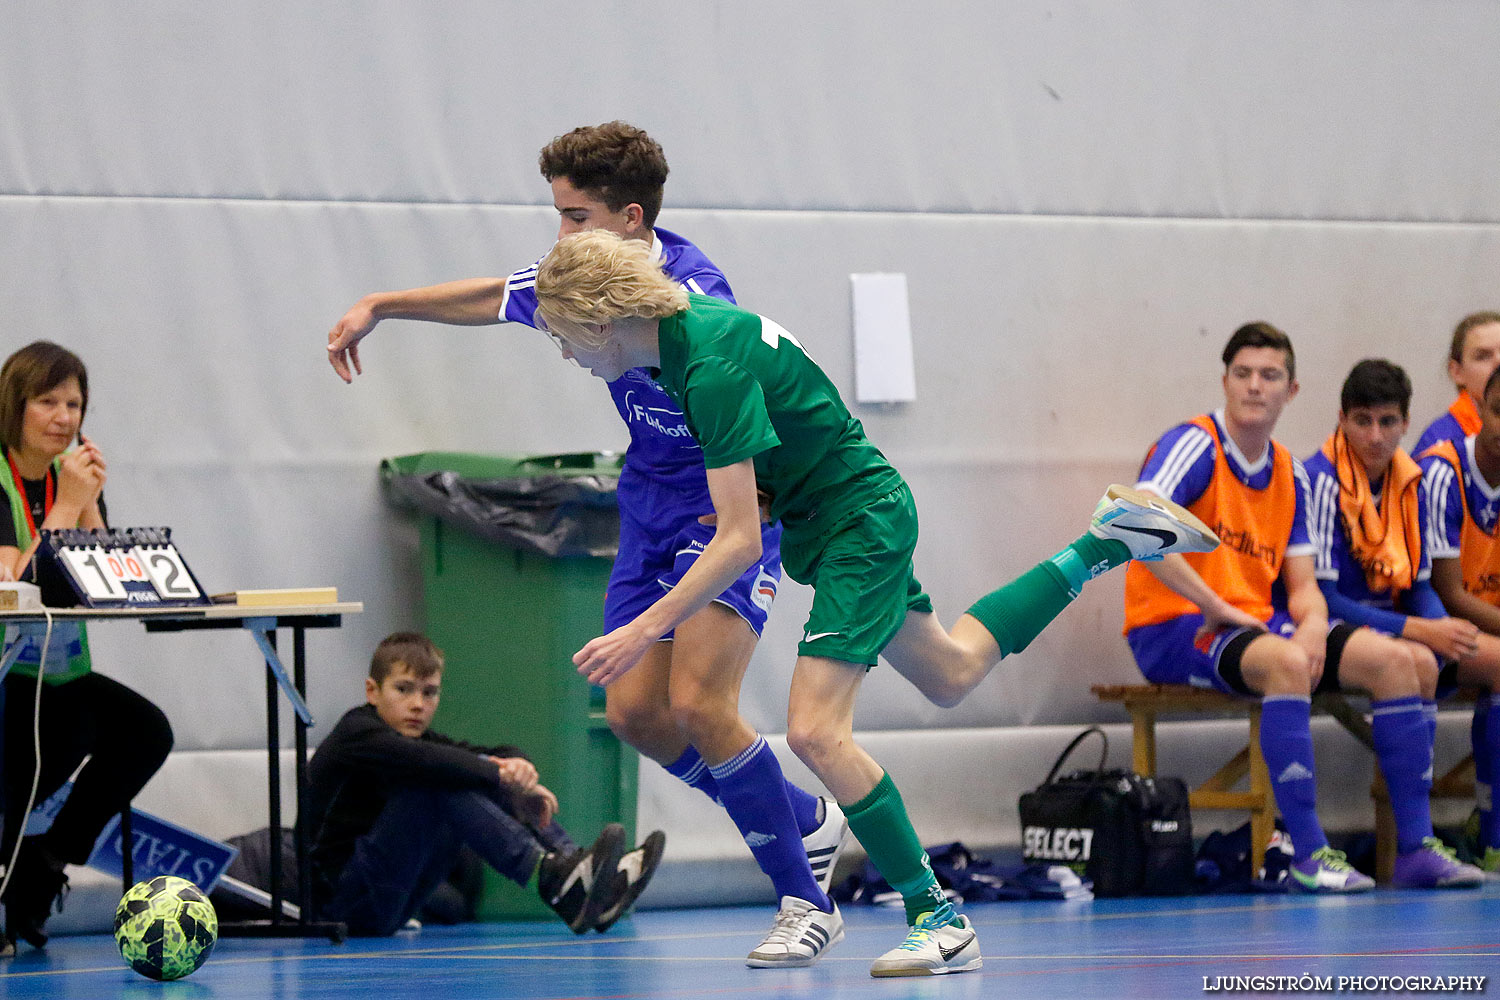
[0,341,173,949]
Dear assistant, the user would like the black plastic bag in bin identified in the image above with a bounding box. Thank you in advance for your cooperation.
[381,453,621,559]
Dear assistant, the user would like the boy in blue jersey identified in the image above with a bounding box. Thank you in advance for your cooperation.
[1419,364,1500,872]
[326,123,847,962]
[1413,312,1500,458]
[1303,359,1484,886]
[532,229,1219,977]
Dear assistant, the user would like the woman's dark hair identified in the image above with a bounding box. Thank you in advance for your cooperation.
[0,341,89,451]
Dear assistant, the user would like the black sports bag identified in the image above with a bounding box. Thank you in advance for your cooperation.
[1018,727,1194,897]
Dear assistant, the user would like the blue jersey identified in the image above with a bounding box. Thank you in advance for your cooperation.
[499,227,735,491]
[1303,448,1443,633]
[1414,412,1467,460]
[1137,410,1314,559]
[1421,434,1500,559]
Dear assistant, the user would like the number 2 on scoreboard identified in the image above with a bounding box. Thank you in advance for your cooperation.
[137,545,201,600]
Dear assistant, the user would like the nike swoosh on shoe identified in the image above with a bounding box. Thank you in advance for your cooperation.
[1114,524,1179,550]
[939,933,975,962]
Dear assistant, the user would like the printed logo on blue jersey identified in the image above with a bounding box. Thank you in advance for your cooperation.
[620,380,698,446]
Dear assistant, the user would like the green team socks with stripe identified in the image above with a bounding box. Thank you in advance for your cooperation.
[844,772,954,926]
[965,534,1131,656]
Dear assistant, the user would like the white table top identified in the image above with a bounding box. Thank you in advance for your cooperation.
[0,602,363,623]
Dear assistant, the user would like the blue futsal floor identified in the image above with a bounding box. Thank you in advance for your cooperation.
[4,886,1498,999]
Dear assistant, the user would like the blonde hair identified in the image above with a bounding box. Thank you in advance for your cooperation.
[535,230,689,349]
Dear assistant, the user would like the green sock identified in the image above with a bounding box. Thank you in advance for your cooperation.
[965,533,1130,656]
[845,773,952,926]
[1066,532,1131,580]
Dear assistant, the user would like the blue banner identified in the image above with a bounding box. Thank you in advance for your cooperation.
[88,807,238,893]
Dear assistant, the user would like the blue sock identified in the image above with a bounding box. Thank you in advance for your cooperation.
[1373,697,1434,855]
[1422,699,1438,775]
[709,736,830,910]
[665,746,721,806]
[1479,695,1500,851]
[1260,695,1328,860]
[784,780,820,838]
[667,745,821,837]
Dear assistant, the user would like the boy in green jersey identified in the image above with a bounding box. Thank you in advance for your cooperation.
[534,229,1217,977]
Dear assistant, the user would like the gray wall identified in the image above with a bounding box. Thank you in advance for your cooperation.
[5,1,1499,893]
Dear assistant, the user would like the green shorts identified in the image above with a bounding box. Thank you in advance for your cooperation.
[781,484,933,665]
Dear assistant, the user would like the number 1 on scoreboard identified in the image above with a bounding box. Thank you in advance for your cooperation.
[58,546,129,601]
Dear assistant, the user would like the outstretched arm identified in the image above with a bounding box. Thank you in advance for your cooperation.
[327,277,509,382]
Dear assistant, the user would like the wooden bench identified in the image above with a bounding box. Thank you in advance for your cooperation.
[1092,683,1477,882]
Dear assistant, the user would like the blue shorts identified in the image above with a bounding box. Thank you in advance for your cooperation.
[1127,610,1352,697]
[604,471,782,637]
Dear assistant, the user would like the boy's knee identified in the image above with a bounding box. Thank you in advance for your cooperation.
[785,713,844,773]
[668,689,735,746]
[1410,644,1440,700]
[606,696,671,748]
[911,673,969,709]
[1353,635,1423,697]
[784,721,819,766]
[1253,639,1314,693]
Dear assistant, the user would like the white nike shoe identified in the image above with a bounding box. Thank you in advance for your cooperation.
[869,905,982,978]
[1089,484,1219,562]
[745,896,844,968]
[802,798,850,894]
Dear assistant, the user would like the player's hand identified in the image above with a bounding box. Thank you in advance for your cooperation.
[491,756,538,792]
[327,298,377,383]
[1291,620,1327,688]
[1404,616,1480,662]
[1193,601,1264,646]
[0,560,13,582]
[573,623,655,687]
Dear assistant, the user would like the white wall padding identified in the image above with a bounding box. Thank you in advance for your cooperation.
[5,196,1500,746]
[2,3,1499,222]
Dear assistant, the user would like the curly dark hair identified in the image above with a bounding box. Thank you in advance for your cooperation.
[539,121,669,228]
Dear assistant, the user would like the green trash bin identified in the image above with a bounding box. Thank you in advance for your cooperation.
[380,450,635,921]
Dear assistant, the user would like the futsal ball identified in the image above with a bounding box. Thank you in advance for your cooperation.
[113,875,218,981]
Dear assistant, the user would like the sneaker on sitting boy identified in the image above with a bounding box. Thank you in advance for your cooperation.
[537,824,625,934]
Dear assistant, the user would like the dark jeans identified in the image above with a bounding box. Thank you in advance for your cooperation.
[323,786,576,936]
[2,672,173,864]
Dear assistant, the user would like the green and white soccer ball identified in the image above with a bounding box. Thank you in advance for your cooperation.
[113,875,218,981]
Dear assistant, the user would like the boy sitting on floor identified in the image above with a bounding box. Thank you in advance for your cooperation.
[306,631,664,935]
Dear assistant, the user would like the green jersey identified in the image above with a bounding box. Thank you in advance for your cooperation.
[654,295,903,544]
